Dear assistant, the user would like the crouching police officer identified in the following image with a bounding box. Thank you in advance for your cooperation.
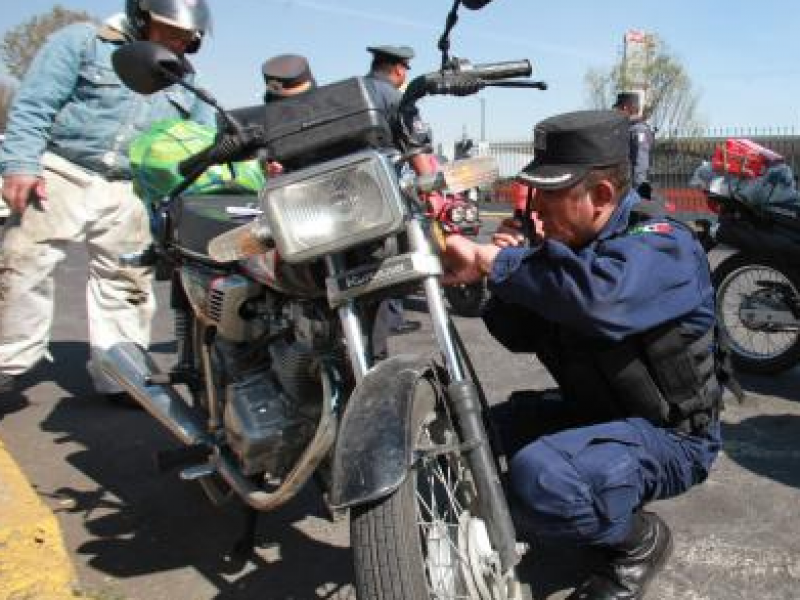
[442,110,724,600]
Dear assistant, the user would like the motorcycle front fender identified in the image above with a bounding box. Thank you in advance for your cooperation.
[328,354,435,510]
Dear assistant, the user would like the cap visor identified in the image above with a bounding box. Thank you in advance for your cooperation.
[517,162,589,190]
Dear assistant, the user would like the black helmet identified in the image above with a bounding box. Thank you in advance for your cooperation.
[126,0,212,53]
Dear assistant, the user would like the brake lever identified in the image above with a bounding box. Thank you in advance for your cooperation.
[484,80,548,90]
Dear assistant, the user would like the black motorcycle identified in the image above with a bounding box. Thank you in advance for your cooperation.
[693,148,800,374]
[104,1,548,597]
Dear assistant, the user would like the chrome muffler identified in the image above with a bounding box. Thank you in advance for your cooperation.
[99,342,209,446]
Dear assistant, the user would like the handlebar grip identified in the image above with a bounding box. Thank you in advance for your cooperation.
[177,130,264,178]
[177,144,216,178]
[466,59,532,81]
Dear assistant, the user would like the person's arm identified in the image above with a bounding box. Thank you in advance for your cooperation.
[0,24,89,212]
[489,223,708,339]
[0,24,88,178]
[442,235,502,285]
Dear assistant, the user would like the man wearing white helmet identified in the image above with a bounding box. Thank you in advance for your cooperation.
[0,0,215,401]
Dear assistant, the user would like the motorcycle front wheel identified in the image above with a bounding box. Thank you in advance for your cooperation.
[351,373,524,600]
[713,253,800,374]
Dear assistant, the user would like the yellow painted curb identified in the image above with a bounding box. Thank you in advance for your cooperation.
[0,438,79,600]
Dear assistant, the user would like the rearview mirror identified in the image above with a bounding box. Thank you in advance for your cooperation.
[461,0,495,9]
[111,41,192,94]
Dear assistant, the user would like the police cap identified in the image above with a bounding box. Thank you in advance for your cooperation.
[262,54,316,93]
[518,110,629,190]
[367,45,415,68]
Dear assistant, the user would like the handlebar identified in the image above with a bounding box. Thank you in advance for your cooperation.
[177,127,266,178]
[459,59,532,80]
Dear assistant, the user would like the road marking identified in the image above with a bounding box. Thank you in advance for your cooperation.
[0,438,79,599]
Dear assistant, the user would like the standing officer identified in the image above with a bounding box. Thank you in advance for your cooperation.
[364,44,433,181]
[364,44,431,346]
[0,0,215,398]
[261,54,317,177]
[443,110,724,600]
[262,53,317,103]
[614,91,655,200]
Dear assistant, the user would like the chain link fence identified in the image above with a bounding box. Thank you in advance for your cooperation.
[471,127,800,216]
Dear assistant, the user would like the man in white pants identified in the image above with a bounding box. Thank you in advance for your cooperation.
[0,0,215,399]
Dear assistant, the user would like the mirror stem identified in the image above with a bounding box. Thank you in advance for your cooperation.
[160,68,241,135]
[438,0,462,70]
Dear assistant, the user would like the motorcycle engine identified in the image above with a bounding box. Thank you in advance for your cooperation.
[222,302,338,477]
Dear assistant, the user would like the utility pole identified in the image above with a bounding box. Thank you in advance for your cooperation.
[480,97,486,141]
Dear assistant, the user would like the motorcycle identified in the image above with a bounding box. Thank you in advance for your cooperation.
[692,138,800,374]
[103,0,548,597]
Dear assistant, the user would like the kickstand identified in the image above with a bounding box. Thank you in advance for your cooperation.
[230,506,259,563]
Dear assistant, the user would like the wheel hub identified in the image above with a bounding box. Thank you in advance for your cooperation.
[739,290,799,330]
[457,514,522,600]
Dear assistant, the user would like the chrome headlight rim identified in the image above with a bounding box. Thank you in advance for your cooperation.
[260,149,406,264]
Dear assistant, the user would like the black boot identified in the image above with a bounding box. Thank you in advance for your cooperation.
[567,511,673,600]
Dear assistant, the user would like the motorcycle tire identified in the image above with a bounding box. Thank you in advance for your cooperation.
[351,373,525,600]
[713,253,800,374]
[444,278,491,318]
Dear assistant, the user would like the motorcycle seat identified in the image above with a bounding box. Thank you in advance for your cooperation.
[168,194,261,258]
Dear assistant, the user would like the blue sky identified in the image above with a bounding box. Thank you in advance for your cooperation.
[2,0,800,151]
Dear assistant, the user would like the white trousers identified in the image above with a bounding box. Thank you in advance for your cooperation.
[0,153,155,393]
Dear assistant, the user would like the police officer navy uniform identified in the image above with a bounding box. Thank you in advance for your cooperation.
[363,45,415,117]
[364,44,430,349]
[442,110,724,600]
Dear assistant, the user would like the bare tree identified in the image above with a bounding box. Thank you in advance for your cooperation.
[0,77,18,131]
[584,35,704,137]
[1,5,94,80]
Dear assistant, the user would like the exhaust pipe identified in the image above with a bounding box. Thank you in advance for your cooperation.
[99,342,209,446]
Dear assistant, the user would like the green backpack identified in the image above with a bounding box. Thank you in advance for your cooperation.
[129,118,265,205]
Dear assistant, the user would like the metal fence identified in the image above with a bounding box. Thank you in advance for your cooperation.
[474,139,535,178]
[469,127,800,215]
[653,127,800,190]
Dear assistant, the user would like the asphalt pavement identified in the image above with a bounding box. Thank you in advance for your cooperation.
[0,217,799,600]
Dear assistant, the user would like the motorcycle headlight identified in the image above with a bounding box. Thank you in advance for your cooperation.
[261,150,406,263]
[464,205,479,223]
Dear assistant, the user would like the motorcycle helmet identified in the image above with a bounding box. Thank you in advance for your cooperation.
[126,0,212,53]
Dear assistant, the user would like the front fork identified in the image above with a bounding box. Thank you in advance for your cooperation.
[407,219,522,572]
[327,218,521,572]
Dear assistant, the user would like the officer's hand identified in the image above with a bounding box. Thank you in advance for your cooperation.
[493,218,525,248]
[2,174,47,214]
[442,234,499,286]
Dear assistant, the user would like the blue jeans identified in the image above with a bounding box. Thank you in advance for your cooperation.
[509,418,721,546]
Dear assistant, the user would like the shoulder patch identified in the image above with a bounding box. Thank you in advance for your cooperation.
[628,222,673,236]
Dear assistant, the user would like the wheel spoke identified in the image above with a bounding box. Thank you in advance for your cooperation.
[717,262,800,361]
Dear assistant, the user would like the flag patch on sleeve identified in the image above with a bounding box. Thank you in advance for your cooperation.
[629,222,673,236]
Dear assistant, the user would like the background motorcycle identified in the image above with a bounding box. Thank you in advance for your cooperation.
[104,1,547,597]
[693,140,800,374]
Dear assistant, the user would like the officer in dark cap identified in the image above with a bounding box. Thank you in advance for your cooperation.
[262,53,316,103]
[614,91,655,199]
[364,44,416,131]
[443,110,727,600]
[364,43,433,341]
